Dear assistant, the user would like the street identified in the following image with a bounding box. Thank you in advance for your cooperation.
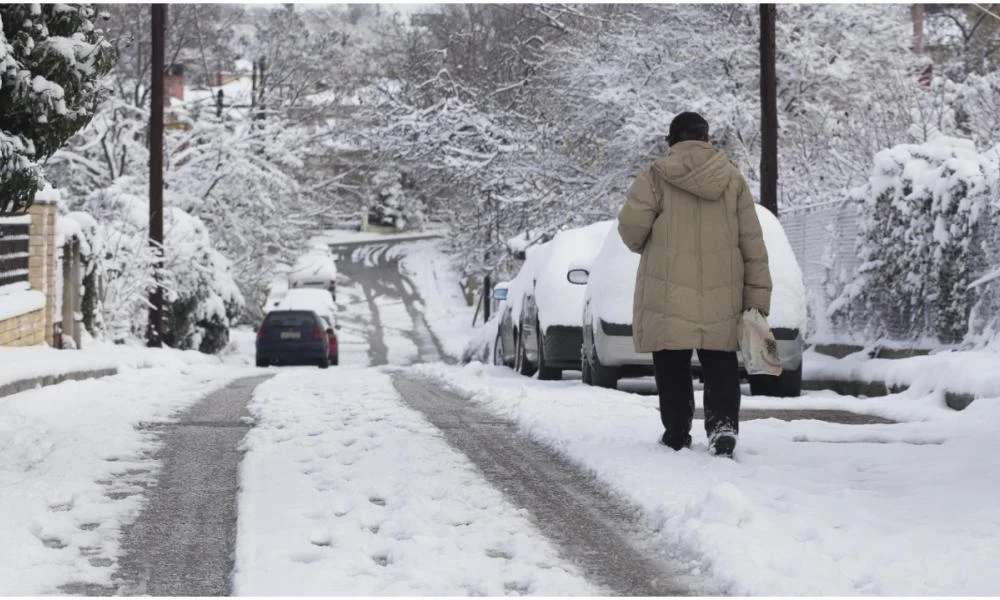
[5,237,999,596]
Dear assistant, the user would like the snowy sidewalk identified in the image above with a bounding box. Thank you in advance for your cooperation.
[414,362,1000,595]
[0,340,228,398]
[234,367,598,595]
[0,364,247,595]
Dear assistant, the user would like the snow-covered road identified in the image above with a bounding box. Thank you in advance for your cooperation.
[5,236,999,596]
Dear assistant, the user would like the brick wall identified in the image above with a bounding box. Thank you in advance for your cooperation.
[1,200,58,347]
[0,308,45,346]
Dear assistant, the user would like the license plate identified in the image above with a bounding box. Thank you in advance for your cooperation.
[280,331,301,340]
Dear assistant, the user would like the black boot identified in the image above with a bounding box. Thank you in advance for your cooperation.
[659,432,692,451]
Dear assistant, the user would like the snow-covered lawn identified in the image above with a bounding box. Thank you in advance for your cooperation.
[0,365,246,594]
[412,362,1000,595]
[234,367,598,595]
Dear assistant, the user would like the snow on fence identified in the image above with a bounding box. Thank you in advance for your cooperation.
[781,200,1000,346]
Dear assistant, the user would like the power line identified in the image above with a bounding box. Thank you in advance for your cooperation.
[971,3,1000,24]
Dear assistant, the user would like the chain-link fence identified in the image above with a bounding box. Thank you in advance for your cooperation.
[781,200,1000,346]
[780,200,862,340]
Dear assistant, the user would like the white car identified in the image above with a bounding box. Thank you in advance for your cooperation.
[493,220,614,379]
[573,205,807,396]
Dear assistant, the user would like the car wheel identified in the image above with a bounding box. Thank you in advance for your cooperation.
[255,358,266,368]
[514,331,537,377]
[749,365,802,397]
[581,347,593,384]
[536,321,561,381]
[584,326,618,389]
[318,356,330,369]
[493,331,505,367]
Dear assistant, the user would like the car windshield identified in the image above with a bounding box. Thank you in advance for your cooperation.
[263,311,317,328]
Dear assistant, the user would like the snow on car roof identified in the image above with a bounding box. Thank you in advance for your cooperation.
[289,250,337,284]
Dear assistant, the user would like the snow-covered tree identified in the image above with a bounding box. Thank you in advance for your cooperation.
[831,138,1000,344]
[0,3,115,214]
[73,176,244,351]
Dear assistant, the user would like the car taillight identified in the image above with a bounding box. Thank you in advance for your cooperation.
[329,334,338,354]
[257,328,267,340]
[314,328,325,340]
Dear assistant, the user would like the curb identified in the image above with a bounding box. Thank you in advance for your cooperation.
[0,367,119,399]
[803,377,977,411]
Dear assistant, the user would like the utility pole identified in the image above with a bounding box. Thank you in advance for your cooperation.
[147,4,165,348]
[912,4,925,54]
[759,3,779,216]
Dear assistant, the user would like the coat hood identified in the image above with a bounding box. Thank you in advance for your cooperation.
[652,141,734,201]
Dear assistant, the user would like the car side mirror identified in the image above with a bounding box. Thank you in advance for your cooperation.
[492,287,508,301]
[567,269,589,285]
[326,328,334,335]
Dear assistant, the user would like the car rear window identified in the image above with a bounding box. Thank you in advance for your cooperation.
[263,311,318,328]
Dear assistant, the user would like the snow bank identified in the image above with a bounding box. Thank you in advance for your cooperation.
[234,368,597,595]
[0,335,225,390]
[0,365,244,594]
[412,362,1000,595]
[803,346,1000,400]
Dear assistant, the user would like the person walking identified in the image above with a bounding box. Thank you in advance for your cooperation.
[617,112,771,456]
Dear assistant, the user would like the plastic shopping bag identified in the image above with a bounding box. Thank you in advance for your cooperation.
[739,309,783,377]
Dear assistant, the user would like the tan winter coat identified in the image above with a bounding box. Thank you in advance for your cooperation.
[617,140,771,352]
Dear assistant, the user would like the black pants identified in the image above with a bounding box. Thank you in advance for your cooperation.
[652,349,741,444]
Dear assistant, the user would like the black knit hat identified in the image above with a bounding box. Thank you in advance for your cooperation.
[667,112,709,146]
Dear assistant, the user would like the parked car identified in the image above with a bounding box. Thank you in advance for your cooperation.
[289,245,338,301]
[574,205,807,396]
[460,281,510,365]
[255,310,338,368]
[494,221,614,380]
[257,288,340,367]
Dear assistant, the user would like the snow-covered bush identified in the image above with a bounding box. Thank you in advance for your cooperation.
[832,138,1000,344]
[72,177,244,352]
[0,4,115,214]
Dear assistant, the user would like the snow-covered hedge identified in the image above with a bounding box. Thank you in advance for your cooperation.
[72,177,244,353]
[832,138,1000,344]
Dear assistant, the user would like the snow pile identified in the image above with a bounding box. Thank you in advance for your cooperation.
[804,346,1000,400]
[832,138,1000,344]
[587,207,807,330]
[234,368,597,595]
[413,362,1000,595]
[0,365,242,594]
[0,334,227,390]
